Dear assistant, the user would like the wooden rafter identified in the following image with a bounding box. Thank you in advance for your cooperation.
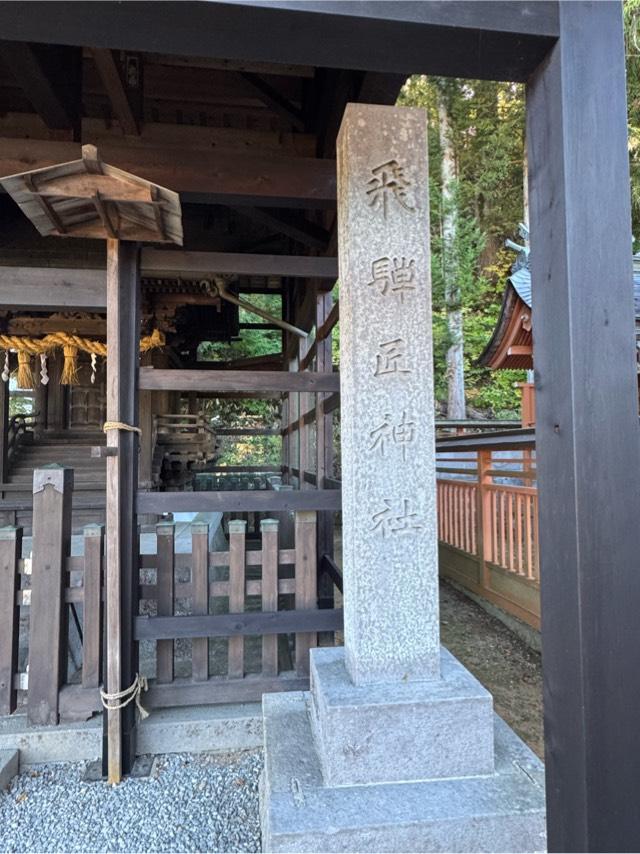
[231,206,329,250]
[0,41,80,132]
[91,48,139,136]
[238,71,305,130]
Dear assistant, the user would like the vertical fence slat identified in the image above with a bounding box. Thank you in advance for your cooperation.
[228,519,246,679]
[191,522,209,682]
[532,494,540,581]
[295,510,317,676]
[507,492,514,570]
[516,495,523,575]
[261,518,279,677]
[82,524,104,689]
[0,526,22,715]
[156,522,175,684]
[526,494,534,578]
[28,466,72,726]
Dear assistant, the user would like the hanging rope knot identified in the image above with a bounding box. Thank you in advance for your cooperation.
[100,674,149,720]
[61,343,79,386]
[103,421,142,435]
[16,351,34,389]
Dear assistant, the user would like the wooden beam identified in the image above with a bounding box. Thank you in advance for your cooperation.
[0,42,80,132]
[238,71,305,130]
[0,137,336,208]
[91,48,139,136]
[231,206,330,251]
[139,367,339,393]
[0,266,105,311]
[0,251,337,310]
[135,608,343,641]
[0,3,558,82]
[528,4,640,850]
[215,427,281,436]
[141,249,337,280]
[136,489,341,515]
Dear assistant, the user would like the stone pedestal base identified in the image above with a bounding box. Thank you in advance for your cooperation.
[310,646,494,785]
[260,649,546,853]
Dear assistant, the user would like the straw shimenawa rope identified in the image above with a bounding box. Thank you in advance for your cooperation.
[103,421,142,434]
[0,329,165,388]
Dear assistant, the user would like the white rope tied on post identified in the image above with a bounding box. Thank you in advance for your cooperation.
[100,674,150,720]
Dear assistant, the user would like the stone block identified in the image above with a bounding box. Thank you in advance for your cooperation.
[261,692,546,853]
[309,646,494,786]
[0,749,19,790]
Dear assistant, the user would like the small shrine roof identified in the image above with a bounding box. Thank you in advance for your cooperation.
[0,144,182,245]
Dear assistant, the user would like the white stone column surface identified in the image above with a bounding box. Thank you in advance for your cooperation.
[337,103,438,685]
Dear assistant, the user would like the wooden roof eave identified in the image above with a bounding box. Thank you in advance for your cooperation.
[477,284,533,370]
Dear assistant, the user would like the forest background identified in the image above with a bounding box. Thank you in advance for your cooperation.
[202,2,640,465]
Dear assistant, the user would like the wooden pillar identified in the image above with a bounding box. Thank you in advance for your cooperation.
[138,353,153,490]
[0,525,22,716]
[528,4,640,849]
[298,337,310,490]
[316,290,335,609]
[33,379,47,438]
[46,354,66,432]
[0,379,8,491]
[103,239,141,783]
[28,466,73,725]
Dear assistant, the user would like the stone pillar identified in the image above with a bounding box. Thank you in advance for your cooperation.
[338,103,438,685]
[260,105,546,853]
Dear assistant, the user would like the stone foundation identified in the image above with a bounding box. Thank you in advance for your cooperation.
[261,652,546,853]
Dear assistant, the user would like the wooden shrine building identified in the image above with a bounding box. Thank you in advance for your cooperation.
[479,236,640,428]
[0,3,638,851]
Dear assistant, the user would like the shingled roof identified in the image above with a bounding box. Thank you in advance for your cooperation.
[479,250,640,370]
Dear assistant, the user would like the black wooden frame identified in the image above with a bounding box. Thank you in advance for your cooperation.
[0,2,637,848]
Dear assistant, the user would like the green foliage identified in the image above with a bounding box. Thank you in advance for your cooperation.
[399,75,526,417]
[625,0,640,238]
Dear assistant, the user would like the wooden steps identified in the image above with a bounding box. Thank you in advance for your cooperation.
[3,431,107,532]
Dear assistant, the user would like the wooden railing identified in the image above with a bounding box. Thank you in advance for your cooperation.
[6,412,38,464]
[0,465,343,724]
[437,444,540,628]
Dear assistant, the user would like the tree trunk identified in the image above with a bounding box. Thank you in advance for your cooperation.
[437,88,466,419]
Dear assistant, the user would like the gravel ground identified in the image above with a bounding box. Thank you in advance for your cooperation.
[0,582,542,854]
[0,751,262,854]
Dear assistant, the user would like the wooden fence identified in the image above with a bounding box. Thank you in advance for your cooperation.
[0,466,342,725]
[437,446,540,628]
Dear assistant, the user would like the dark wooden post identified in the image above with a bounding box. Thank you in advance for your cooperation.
[528,4,640,849]
[0,524,22,715]
[103,239,141,783]
[0,378,9,492]
[294,510,317,676]
[315,290,335,611]
[138,353,153,490]
[82,524,104,690]
[260,517,279,677]
[28,465,73,725]
[155,521,175,683]
[191,521,209,682]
